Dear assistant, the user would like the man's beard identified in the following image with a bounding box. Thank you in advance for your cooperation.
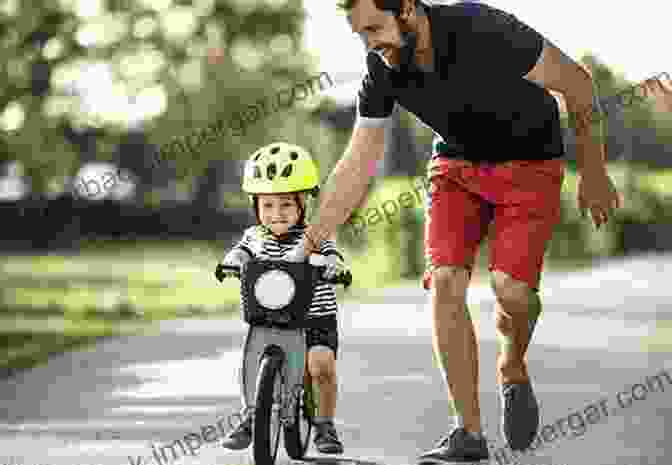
[369,19,418,71]
[396,28,418,71]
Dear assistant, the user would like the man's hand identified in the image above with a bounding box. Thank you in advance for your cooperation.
[303,224,328,257]
[641,72,672,112]
[577,166,621,229]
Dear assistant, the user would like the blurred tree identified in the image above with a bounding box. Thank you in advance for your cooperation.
[560,55,672,169]
[193,156,241,211]
[0,0,324,202]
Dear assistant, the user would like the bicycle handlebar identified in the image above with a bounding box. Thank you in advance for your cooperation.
[216,255,352,288]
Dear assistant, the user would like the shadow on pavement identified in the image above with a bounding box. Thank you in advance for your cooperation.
[300,457,388,465]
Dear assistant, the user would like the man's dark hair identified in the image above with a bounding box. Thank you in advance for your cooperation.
[337,0,422,15]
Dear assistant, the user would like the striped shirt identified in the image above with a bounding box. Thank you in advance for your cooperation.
[231,224,343,319]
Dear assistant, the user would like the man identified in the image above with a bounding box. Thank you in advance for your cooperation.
[301,0,621,463]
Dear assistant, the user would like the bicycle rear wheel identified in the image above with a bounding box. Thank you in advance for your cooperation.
[253,353,283,465]
[284,372,315,459]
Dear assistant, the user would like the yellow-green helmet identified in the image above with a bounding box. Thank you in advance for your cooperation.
[242,142,319,194]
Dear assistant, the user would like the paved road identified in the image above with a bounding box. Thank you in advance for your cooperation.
[0,253,670,465]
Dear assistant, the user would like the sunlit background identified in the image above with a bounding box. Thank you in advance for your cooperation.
[0,0,670,384]
[304,0,672,84]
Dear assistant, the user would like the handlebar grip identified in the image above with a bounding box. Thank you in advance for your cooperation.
[338,270,353,288]
[216,263,241,281]
[309,254,352,288]
[322,269,352,288]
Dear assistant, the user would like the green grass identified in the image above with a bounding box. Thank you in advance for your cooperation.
[0,332,95,378]
[0,239,244,376]
[1,238,241,319]
[0,302,159,377]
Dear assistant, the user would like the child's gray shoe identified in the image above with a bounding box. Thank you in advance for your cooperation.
[314,420,344,454]
[221,411,253,450]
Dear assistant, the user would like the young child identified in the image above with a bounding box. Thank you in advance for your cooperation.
[215,142,346,454]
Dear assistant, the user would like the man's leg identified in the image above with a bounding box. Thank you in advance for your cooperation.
[431,266,481,432]
[418,167,492,464]
[489,240,546,452]
[488,158,565,451]
[490,270,541,385]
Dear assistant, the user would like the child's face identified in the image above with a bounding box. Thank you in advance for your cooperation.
[258,193,300,236]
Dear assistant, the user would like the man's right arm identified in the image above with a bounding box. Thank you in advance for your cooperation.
[308,121,386,246]
[303,52,394,252]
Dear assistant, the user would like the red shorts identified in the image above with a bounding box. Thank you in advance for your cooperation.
[423,156,565,291]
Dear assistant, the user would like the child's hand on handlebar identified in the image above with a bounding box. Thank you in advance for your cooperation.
[215,249,250,282]
[321,254,346,280]
[222,249,251,267]
[307,254,347,281]
[215,263,239,282]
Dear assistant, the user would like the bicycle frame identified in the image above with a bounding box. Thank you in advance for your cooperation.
[239,324,307,428]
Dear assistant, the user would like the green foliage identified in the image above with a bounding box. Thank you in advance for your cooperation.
[549,163,672,260]
[0,0,322,193]
[335,0,357,12]
[577,55,672,168]
[339,176,426,283]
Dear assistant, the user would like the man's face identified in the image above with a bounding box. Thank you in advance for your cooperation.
[348,0,404,69]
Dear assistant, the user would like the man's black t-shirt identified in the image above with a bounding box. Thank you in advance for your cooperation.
[356,1,565,162]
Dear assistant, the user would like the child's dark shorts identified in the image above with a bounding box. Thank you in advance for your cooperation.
[305,315,339,359]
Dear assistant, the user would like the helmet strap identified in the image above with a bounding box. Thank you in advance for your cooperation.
[295,192,306,226]
[252,195,261,224]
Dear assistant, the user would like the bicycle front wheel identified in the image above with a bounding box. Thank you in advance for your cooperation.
[253,353,283,465]
[284,372,315,459]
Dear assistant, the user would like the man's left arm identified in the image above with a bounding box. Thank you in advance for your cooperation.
[523,39,621,228]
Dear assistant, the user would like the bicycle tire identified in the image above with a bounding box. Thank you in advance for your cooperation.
[253,353,283,465]
[284,373,314,459]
